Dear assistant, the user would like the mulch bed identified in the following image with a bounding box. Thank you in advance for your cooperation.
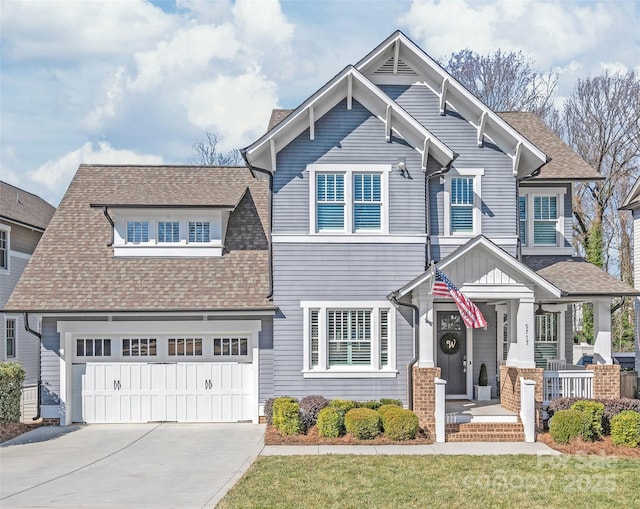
[0,421,42,444]
[265,425,434,445]
[538,432,640,457]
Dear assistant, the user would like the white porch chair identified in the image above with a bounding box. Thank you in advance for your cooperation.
[546,359,566,371]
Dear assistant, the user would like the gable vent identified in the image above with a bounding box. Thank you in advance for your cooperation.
[373,57,418,76]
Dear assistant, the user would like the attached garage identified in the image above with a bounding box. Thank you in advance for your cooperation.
[59,320,261,425]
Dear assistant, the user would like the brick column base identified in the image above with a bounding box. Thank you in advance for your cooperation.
[413,366,441,436]
[587,364,621,399]
[500,366,544,430]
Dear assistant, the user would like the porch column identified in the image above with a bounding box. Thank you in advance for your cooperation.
[414,290,435,368]
[592,298,613,365]
[515,296,535,368]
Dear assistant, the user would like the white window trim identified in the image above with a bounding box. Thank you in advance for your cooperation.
[443,168,484,237]
[301,300,397,378]
[307,164,391,235]
[0,224,10,274]
[520,187,571,255]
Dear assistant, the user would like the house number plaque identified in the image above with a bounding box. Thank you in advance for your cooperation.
[440,333,460,355]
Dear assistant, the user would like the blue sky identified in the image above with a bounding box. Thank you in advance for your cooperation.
[1,0,638,206]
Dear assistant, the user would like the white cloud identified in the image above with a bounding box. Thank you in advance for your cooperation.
[0,0,174,62]
[184,71,279,152]
[600,62,630,75]
[232,0,294,54]
[29,142,164,205]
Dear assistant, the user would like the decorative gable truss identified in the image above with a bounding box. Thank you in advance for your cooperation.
[243,66,456,172]
[356,31,548,178]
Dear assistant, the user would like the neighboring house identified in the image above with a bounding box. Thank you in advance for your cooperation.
[1,181,55,421]
[6,32,638,439]
[621,177,640,375]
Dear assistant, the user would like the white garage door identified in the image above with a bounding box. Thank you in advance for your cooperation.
[72,362,254,423]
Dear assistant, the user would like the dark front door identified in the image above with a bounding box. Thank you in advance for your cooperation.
[437,310,467,394]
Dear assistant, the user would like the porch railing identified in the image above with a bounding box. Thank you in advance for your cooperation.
[543,369,594,405]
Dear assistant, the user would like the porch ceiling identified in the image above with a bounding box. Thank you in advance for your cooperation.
[523,256,640,298]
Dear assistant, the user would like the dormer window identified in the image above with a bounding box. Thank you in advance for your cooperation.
[109,209,228,257]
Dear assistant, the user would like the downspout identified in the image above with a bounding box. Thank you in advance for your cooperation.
[389,293,419,410]
[23,312,42,421]
[102,207,115,247]
[425,165,452,268]
[241,151,273,299]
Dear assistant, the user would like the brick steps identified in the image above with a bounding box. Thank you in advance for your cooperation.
[445,422,525,442]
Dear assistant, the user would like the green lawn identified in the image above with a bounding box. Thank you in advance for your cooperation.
[218,455,640,509]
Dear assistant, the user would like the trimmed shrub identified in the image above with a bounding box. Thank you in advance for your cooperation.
[272,397,301,435]
[478,363,489,386]
[359,401,383,410]
[345,408,381,439]
[264,398,275,425]
[610,410,640,448]
[571,400,605,438]
[549,409,592,444]
[329,399,358,414]
[317,406,344,438]
[383,409,420,441]
[299,395,329,431]
[379,398,403,407]
[378,404,404,430]
[0,362,26,423]
[549,397,640,434]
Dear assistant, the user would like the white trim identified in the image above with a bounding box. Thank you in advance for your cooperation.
[9,251,31,261]
[443,169,484,237]
[4,315,18,360]
[0,224,10,273]
[431,236,517,246]
[272,234,427,244]
[300,300,397,377]
[308,164,391,235]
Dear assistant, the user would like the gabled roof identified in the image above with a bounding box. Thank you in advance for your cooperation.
[523,256,640,297]
[393,236,562,299]
[355,31,548,178]
[0,180,55,231]
[498,112,601,181]
[5,165,274,313]
[620,177,640,210]
[243,66,456,171]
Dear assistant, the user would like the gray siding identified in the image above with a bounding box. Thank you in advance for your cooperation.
[272,243,424,403]
[41,317,61,406]
[274,99,428,235]
[381,84,517,261]
[471,303,498,398]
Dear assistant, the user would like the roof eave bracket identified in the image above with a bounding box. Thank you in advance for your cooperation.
[439,78,449,116]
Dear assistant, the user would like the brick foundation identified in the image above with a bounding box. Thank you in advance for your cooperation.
[41,418,60,426]
[587,364,621,399]
[499,365,544,430]
[412,366,440,436]
[445,422,525,442]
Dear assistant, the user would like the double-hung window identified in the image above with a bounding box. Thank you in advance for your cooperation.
[316,173,345,231]
[519,188,566,252]
[303,301,395,377]
[310,165,389,234]
[189,221,210,243]
[158,221,180,243]
[5,319,15,358]
[127,221,148,243]
[444,169,483,236]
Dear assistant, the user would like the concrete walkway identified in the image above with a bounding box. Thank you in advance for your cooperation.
[262,441,561,456]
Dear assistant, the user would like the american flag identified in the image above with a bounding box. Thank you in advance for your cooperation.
[431,267,487,329]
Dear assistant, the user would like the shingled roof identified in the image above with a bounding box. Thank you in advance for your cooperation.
[5,165,273,312]
[0,180,56,231]
[523,256,639,297]
[498,112,601,181]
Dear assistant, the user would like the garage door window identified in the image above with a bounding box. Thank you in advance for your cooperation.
[213,337,248,357]
[77,338,111,357]
[168,338,203,356]
[122,338,157,357]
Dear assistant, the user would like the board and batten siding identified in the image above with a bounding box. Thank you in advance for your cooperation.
[274,99,429,235]
[271,243,424,403]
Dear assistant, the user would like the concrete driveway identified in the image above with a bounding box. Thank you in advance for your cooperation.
[0,423,265,508]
